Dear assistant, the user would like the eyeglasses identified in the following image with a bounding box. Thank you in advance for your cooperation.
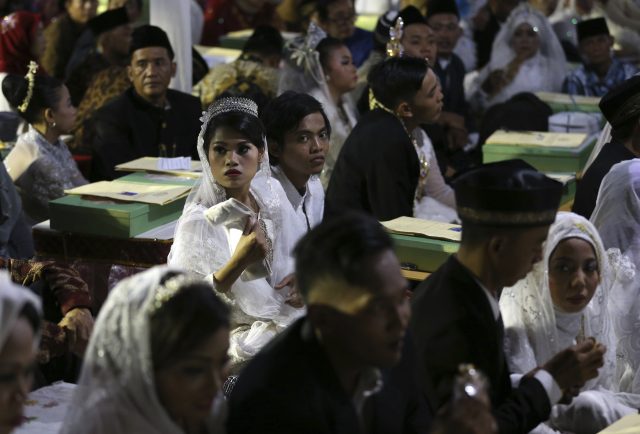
[327,11,357,25]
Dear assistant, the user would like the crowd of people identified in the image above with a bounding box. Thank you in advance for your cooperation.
[0,0,640,433]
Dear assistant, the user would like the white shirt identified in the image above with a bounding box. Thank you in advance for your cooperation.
[271,165,324,231]
[474,276,562,405]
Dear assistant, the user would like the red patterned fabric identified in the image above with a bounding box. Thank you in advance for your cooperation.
[0,11,42,75]
[0,258,92,363]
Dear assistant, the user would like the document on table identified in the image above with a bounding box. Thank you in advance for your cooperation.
[382,217,461,242]
[485,130,587,148]
[64,181,191,205]
[597,413,640,433]
[115,157,203,177]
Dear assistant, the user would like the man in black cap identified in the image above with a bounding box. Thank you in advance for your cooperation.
[228,212,431,433]
[66,7,132,105]
[426,0,476,176]
[573,76,640,218]
[411,160,606,434]
[562,18,638,97]
[89,24,202,181]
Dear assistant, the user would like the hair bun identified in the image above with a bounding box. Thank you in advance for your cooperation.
[1,74,29,111]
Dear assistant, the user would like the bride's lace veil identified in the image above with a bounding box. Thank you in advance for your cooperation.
[500,212,625,391]
[60,267,227,433]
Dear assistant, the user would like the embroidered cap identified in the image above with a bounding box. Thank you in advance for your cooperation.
[454,160,563,227]
[599,75,640,129]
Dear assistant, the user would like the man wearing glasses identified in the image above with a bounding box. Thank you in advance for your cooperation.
[316,0,373,67]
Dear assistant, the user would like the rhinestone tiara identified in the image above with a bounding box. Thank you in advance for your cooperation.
[206,97,258,120]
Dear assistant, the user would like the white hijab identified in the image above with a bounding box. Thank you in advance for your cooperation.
[469,4,568,108]
[591,159,640,393]
[60,266,226,434]
[0,270,41,351]
[501,212,622,391]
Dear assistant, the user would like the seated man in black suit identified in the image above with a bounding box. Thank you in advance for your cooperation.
[411,159,606,434]
[572,76,640,219]
[89,25,201,180]
[227,212,431,434]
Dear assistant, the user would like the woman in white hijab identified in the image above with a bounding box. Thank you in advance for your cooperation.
[500,212,640,434]
[60,266,230,434]
[591,159,640,394]
[467,3,567,111]
[0,271,41,434]
[168,97,305,371]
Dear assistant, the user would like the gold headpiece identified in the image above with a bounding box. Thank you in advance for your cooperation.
[18,61,38,113]
[386,17,404,58]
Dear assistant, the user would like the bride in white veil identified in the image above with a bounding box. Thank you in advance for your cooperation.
[168,97,305,370]
[60,267,229,434]
[591,159,640,394]
[467,3,567,111]
[500,212,640,433]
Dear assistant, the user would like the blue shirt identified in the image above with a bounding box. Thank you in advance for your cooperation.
[344,27,373,68]
[562,58,638,97]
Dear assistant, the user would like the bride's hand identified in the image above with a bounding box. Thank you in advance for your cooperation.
[276,274,305,308]
[232,216,268,267]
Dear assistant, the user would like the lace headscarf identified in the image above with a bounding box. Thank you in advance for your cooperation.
[0,270,40,351]
[168,98,305,366]
[500,212,629,392]
[591,159,640,392]
[469,3,568,109]
[60,266,226,434]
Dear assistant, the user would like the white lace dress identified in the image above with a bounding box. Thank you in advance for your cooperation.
[500,212,640,434]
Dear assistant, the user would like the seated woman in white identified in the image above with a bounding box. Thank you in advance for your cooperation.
[500,211,640,434]
[279,23,358,189]
[591,159,640,394]
[168,97,305,371]
[467,3,567,111]
[60,267,229,434]
[2,63,86,224]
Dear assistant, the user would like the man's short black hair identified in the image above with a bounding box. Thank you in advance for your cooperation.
[316,0,353,21]
[294,212,394,299]
[261,91,331,165]
[243,25,284,58]
[368,56,430,111]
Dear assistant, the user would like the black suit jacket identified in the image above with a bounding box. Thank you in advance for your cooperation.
[410,256,551,434]
[227,318,431,434]
[324,109,419,221]
[90,87,201,181]
[572,139,635,219]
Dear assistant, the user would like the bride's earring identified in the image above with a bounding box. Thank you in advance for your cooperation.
[325,75,331,82]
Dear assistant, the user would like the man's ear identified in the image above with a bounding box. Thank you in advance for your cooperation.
[171,61,177,78]
[395,101,413,118]
[487,234,505,257]
[126,64,134,83]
